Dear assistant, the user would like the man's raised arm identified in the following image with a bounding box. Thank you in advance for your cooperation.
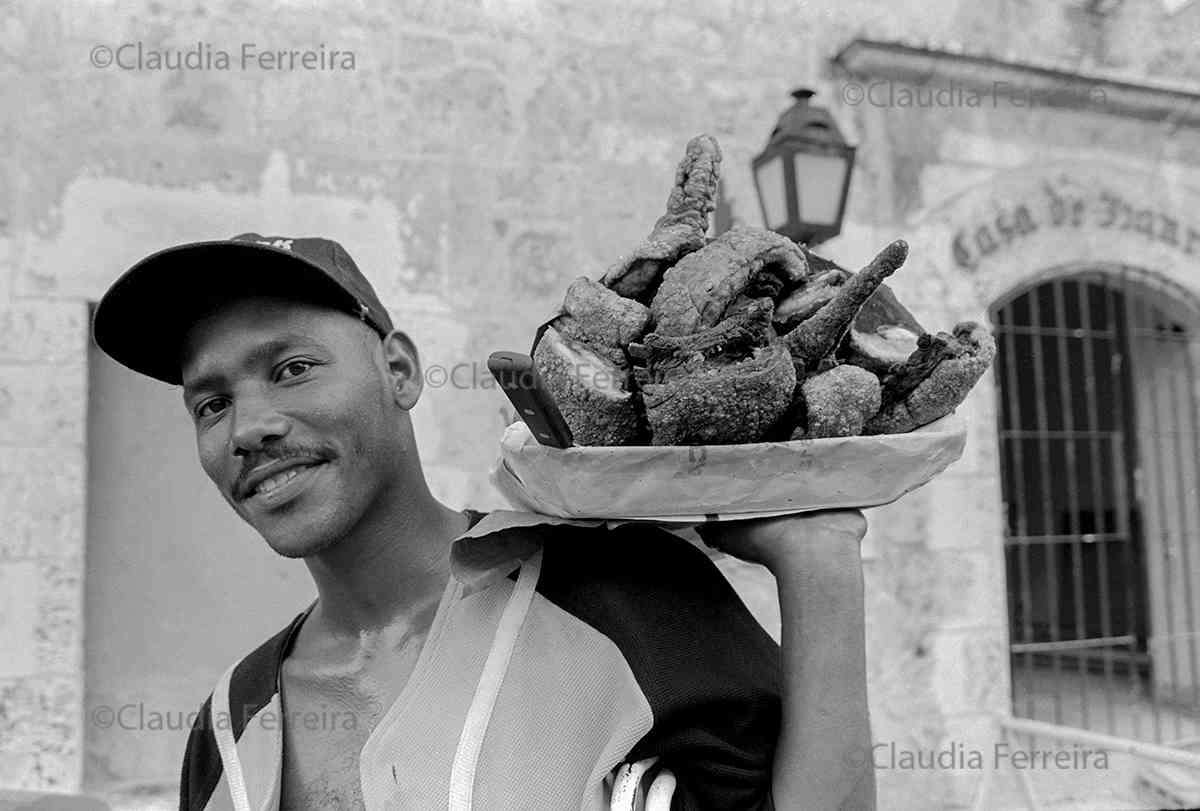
[700,510,875,810]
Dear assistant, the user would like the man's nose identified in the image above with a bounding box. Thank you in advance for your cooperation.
[231,397,290,455]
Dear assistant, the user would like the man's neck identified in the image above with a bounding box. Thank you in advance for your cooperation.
[301,493,473,636]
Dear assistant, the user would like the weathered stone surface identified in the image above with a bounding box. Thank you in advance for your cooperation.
[932,628,1011,716]
[0,301,87,365]
[36,557,82,676]
[493,162,582,221]
[522,65,601,163]
[0,364,85,447]
[925,473,1005,550]
[388,32,456,70]
[933,713,1002,809]
[408,67,514,160]
[0,447,84,561]
[945,549,1008,631]
[863,490,930,552]
[506,229,584,300]
[456,31,538,73]
[17,159,421,302]
[388,297,470,467]
[0,563,38,678]
[918,163,1000,212]
[868,543,1007,633]
[0,674,81,789]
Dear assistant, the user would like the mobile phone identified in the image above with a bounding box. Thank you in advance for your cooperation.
[487,351,575,448]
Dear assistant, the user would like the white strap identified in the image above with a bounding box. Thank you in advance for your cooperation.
[610,756,659,811]
[212,661,253,811]
[645,768,677,811]
[449,549,544,810]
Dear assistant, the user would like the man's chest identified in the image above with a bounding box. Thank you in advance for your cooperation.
[277,634,427,811]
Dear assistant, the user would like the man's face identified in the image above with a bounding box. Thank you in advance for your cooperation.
[180,296,407,558]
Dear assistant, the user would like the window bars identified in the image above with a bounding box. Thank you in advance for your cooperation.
[994,269,1200,743]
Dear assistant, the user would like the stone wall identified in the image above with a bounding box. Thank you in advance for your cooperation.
[4,1,1200,808]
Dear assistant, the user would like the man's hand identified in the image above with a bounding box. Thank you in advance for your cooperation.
[696,509,868,578]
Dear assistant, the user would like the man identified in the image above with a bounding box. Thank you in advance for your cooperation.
[92,233,874,810]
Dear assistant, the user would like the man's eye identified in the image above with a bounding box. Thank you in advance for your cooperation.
[195,398,228,419]
[278,360,315,381]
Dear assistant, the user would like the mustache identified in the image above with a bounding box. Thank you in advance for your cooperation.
[233,443,336,491]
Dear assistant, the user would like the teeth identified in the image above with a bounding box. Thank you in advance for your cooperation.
[254,466,309,496]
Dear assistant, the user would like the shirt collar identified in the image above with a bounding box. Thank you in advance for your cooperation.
[449,510,611,594]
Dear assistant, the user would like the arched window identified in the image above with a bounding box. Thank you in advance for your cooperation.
[993,269,1200,742]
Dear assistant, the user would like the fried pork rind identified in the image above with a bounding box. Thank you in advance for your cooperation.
[774,267,851,332]
[840,282,926,375]
[547,276,651,368]
[523,132,994,448]
[791,364,882,439]
[782,239,908,371]
[533,326,644,446]
[640,341,796,446]
[629,299,795,445]
[599,134,722,303]
[630,298,777,385]
[650,226,809,337]
[863,322,996,435]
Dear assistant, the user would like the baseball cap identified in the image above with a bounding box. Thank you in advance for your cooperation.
[92,233,395,385]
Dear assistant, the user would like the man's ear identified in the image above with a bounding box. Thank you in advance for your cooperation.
[381,330,423,409]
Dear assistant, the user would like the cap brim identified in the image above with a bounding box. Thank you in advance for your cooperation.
[93,240,367,385]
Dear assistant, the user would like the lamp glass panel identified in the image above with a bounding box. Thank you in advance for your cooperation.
[792,152,847,225]
[755,155,789,230]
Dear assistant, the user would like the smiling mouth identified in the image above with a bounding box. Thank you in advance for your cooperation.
[242,461,328,503]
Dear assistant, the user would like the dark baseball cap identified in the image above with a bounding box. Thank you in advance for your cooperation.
[92,233,395,385]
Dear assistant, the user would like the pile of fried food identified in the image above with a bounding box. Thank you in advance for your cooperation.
[533,134,996,446]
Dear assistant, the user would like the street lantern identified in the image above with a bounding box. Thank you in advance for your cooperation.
[752,88,856,247]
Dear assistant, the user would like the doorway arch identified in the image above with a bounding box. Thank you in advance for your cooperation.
[990,265,1200,742]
